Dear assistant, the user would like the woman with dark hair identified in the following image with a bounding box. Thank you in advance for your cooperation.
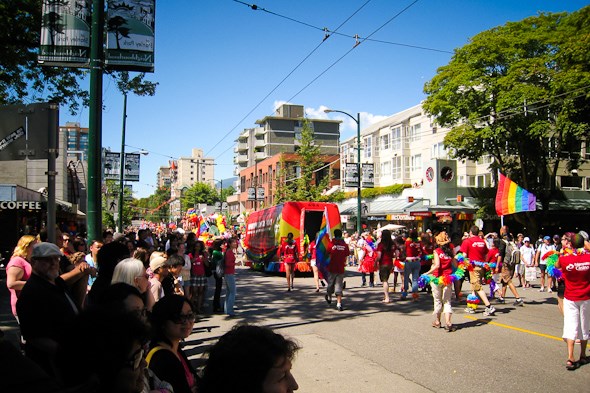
[188,240,208,313]
[147,295,197,393]
[199,324,299,393]
[86,241,131,307]
[403,229,423,301]
[376,229,395,303]
[209,239,225,313]
[424,231,458,331]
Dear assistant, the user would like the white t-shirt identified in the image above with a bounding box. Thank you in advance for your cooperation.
[537,243,556,265]
[520,245,535,266]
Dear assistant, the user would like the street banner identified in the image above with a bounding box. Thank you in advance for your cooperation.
[103,152,141,181]
[105,0,156,72]
[362,163,374,188]
[344,163,358,187]
[39,0,92,66]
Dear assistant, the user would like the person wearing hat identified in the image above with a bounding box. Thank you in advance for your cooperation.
[424,231,457,331]
[535,235,556,292]
[519,237,535,288]
[149,255,170,303]
[16,242,79,378]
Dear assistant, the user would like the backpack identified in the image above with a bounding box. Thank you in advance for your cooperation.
[503,240,520,267]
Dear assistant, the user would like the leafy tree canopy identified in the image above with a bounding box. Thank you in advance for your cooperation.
[423,6,590,208]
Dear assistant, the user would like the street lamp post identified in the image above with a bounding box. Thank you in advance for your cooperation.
[324,109,362,234]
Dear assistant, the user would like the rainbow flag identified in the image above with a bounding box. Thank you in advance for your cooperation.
[315,207,331,279]
[495,173,536,216]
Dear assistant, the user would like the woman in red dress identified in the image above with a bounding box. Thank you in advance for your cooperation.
[280,232,298,291]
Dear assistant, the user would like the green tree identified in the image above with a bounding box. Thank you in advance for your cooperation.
[136,186,171,223]
[101,179,134,228]
[180,182,218,213]
[423,6,590,233]
[274,119,332,203]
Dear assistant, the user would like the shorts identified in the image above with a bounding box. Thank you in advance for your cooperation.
[562,298,590,341]
[310,259,317,267]
[538,264,547,274]
[515,264,525,275]
[500,264,514,285]
[190,275,207,287]
[327,272,344,296]
[469,266,484,291]
[379,265,392,282]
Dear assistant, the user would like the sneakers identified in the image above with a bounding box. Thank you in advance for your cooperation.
[325,294,332,304]
[513,298,524,307]
[548,288,553,293]
[361,282,367,287]
[337,305,344,311]
[401,291,408,300]
[464,307,475,314]
[539,287,545,292]
[497,297,505,304]
[483,306,496,316]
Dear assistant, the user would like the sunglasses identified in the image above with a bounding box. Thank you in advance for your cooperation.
[126,347,144,370]
[172,312,196,324]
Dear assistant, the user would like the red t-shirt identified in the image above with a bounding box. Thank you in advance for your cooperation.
[559,253,590,301]
[309,240,317,260]
[459,236,488,262]
[487,247,500,263]
[376,243,394,266]
[190,253,205,276]
[328,238,349,274]
[405,239,422,259]
[433,247,453,277]
[224,249,236,275]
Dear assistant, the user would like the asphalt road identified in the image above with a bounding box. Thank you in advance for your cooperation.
[190,266,590,392]
[2,266,589,392]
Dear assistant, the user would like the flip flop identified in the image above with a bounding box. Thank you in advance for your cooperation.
[444,324,457,332]
[432,320,441,328]
[566,360,578,370]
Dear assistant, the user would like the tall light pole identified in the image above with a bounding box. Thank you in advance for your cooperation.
[325,109,362,234]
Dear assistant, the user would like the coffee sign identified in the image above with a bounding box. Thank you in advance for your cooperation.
[0,201,42,210]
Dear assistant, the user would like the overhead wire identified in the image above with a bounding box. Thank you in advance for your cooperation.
[206,0,374,157]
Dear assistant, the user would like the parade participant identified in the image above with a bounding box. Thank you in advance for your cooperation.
[487,237,502,300]
[459,225,496,316]
[520,237,535,288]
[424,231,457,331]
[392,236,406,293]
[189,240,208,313]
[555,234,590,370]
[451,232,464,300]
[224,237,238,317]
[375,229,395,303]
[280,232,298,291]
[199,324,300,393]
[147,295,197,393]
[325,229,350,311]
[402,229,423,301]
[16,242,79,378]
[308,235,324,292]
[535,235,556,292]
[209,239,225,313]
[5,235,37,319]
[495,236,524,306]
[359,234,376,288]
[420,232,435,294]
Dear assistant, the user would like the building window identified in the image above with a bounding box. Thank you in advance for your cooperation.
[560,175,582,189]
[391,126,401,150]
[380,134,390,151]
[364,136,372,159]
[410,154,422,173]
[380,161,391,176]
[404,156,410,179]
[467,176,476,186]
[477,174,491,187]
[392,156,401,179]
[432,142,447,159]
[408,123,421,143]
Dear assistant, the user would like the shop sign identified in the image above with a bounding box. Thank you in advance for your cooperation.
[387,214,415,221]
[0,201,42,210]
[410,211,432,217]
[435,211,451,217]
[456,213,474,220]
[366,215,386,221]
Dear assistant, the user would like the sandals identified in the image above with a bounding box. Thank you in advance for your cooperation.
[444,324,457,332]
[432,320,441,328]
[566,360,578,370]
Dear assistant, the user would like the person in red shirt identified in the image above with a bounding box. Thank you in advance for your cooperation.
[325,229,349,311]
[280,233,298,292]
[376,229,395,303]
[460,225,495,316]
[403,230,423,301]
[555,233,590,370]
[424,231,457,331]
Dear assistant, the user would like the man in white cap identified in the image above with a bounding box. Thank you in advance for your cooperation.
[16,242,79,377]
[149,255,169,302]
[519,237,535,288]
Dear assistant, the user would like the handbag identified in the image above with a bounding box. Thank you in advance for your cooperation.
[215,258,225,277]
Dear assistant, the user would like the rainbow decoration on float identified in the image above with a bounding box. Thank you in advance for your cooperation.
[418,260,467,288]
[495,173,537,216]
[315,207,331,279]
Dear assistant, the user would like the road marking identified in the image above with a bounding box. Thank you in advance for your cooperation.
[463,316,563,341]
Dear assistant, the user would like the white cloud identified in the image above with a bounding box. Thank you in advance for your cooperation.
[305,105,390,139]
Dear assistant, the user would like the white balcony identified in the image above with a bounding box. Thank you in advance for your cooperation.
[255,151,267,161]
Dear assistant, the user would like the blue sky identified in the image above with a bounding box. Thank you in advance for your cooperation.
[62,0,588,198]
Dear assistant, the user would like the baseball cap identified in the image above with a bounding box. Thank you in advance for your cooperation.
[523,237,530,242]
[553,234,560,240]
[32,242,62,259]
[149,256,168,272]
[543,235,551,241]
